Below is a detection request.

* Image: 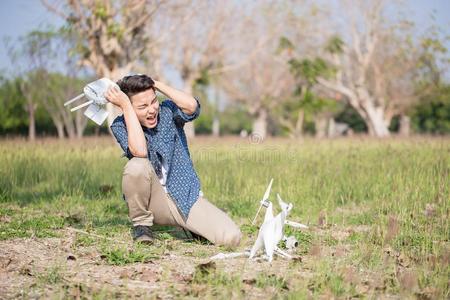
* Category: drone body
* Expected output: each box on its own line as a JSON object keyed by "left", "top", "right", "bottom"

{"left": 211, "top": 179, "right": 309, "bottom": 262}
{"left": 210, "top": 180, "right": 309, "bottom": 262}
{"left": 249, "top": 194, "right": 294, "bottom": 262}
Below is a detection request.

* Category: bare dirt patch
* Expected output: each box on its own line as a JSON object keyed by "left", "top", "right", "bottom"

{"left": 0, "top": 226, "right": 316, "bottom": 299}
{"left": 0, "top": 223, "right": 443, "bottom": 299}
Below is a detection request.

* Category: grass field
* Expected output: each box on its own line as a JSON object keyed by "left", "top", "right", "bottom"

{"left": 0, "top": 136, "right": 448, "bottom": 299}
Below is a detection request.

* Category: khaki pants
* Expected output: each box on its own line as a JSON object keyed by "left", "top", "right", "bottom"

{"left": 122, "top": 157, "right": 242, "bottom": 247}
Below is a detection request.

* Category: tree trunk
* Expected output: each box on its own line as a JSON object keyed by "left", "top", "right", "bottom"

{"left": 212, "top": 87, "right": 220, "bottom": 137}
{"left": 294, "top": 110, "right": 304, "bottom": 138}
{"left": 327, "top": 118, "right": 336, "bottom": 138}
{"left": 362, "top": 102, "right": 390, "bottom": 137}
{"left": 55, "top": 121, "right": 65, "bottom": 139}
{"left": 27, "top": 101, "right": 36, "bottom": 141}
{"left": 59, "top": 110, "right": 76, "bottom": 139}
{"left": 212, "top": 116, "right": 220, "bottom": 137}
{"left": 183, "top": 81, "right": 196, "bottom": 139}
{"left": 74, "top": 110, "right": 88, "bottom": 138}
{"left": 94, "top": 126, "right": 100, "bottom": 136}
{"left": 314, "top": 115, "right": 328, "bottom": 139}
{"left": 399, "top": 114, "right": 411, "bottom": 137}
{"left": 65, "top": 124, "right": 76, "bottom": 139}
{"left": 252, "top": 108, "right": 268, "bottom": 140}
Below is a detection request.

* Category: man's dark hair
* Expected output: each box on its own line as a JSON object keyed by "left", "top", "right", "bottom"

{"left": 117, "top": 74, "right": 155, "bottom": 98}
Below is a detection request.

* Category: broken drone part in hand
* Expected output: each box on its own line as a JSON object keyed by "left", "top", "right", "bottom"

{"left": 64, "top": 77, "right": 119, "bottom": 126}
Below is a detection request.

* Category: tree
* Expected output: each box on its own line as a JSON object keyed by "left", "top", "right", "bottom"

{"left": 409, "top": 27, "right": 449, "bottom": 135}
{"left": 162, "top": 1, "right": 259, "bottom": 138}
{"left": 36, "top": 71, "right": 87, "bottom": 138}
{"left": 412, "top": 84, "right": 450, "bottom": 134}
{"left": 278, "top": 36, "right": 343, "bottom": 138}
{"left": 216, "top": 2, "right": 301, "bottom": 140}
{"left": 41, "top": 0, "right": 172, "bottom": 126}
{"left": 221, "top": 48, "right": 294, "bottom": 139}
{"left": 283, "top": 0, "right": 448, "bottom": 137}
{"left": 13, "top": 29, "right": 89, "bottom": 139}
{"left": 411, "top": 35, "right": 450, "bottom": 134}
{"left": 19, "top": 77, "right": 38, "bottom": 141}
{"left": 310, "top": 1, "right": 391, "bottom": 137}
{"left": 220, "top": 0, "right": 337, "bottom": 139}
{"left": 5, "top": 30, "right": 53, "bottom": 140}
{"left": 0, "top": 77, "right": 28, "bottom": 136}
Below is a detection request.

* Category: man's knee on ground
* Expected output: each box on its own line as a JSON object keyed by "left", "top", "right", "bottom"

{"left": 219, "top": 226, "right": 242, "bottom": 247}
{"left": 123, "top": 157, "right": 151, "bottom": 180}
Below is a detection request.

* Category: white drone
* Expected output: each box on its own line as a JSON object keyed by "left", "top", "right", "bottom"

{"left": 211, "top": 178, "right": 308, "bottom": 262}
{"left": 64, "top": 77, "right": 118, "bottom": 125}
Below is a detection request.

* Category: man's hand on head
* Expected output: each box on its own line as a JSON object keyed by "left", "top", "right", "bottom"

{"left": 105, "top": 86, "right": 130, "bottom": 109}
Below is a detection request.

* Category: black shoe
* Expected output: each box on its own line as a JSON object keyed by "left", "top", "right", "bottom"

{"left": 133, "top": 225, "right": 154, "bottom": 244}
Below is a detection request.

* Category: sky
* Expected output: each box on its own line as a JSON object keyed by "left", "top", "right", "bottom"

{"left": 0, "top": 0, "right": 449, "bottom": 78}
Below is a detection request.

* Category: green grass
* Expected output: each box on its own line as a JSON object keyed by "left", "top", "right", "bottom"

{"left": 37, "top": 265, "right": 65, "bottom": 285}
{"left": 0, "top": 137, "right": 449, "bottom": 299}
{"left": 99, "top": 244, "right": 159, "bottom": 265}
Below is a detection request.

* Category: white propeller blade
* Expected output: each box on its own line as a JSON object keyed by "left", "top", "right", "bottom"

{"left": 262, "top": 178, "right": 273, "bottom": 205}
{"left": 251, "top": 178, "right": 273, "bottom": 225}
{"left": 64, "top": 93, "right": 85, "bottom": 107}
{"left": 70, "top": 100, "right": 93, "bottom": 112}
{"left": 285, "top": 220, "right": 309, "bottom": 229}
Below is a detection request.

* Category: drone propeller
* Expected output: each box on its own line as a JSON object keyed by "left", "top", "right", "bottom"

{"left": 251, "top": 178, "right": 273, "bottom": 225}
{"left": 285, "top": 220, "right": 309, "bottom": 229}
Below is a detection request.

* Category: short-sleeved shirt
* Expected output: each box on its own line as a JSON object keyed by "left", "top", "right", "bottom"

{"left": 110, "top": 99, "right": 201, "bottom": 219}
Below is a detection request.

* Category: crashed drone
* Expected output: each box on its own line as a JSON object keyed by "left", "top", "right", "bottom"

{"left": 64, "top": 77, "right": 118, "bottom": 125}
{"left": 211, "top": 178, "right": 309, "bottom": 262}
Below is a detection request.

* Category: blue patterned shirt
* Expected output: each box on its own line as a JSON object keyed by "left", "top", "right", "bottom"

{"left": 110, "top": 99, "right": 201, "bottom": 219}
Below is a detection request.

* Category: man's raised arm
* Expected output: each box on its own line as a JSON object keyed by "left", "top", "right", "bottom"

{"left": 154, "top": 81, "right": 198, "bottom": 115}
{"left": 105, "top": 86, "right": 147, "bottom": 158}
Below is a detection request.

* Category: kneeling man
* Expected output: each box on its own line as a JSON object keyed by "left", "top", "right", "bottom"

{"left": 105, "top": 74, "right": 241, "bottom": 247}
